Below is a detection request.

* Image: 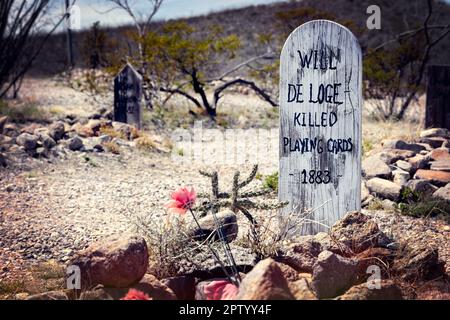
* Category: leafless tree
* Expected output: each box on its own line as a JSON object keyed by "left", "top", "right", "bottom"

{"left": 366, "top": 0, "right": 450, "bottom": 120}
{"left": 105, "top": 0, "right": 164, "bottom": 108}
{"left": 0, "top": 0, "right": 77, "bottom": 99}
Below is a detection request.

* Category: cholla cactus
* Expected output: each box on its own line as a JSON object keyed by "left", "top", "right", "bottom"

{"left": 197, "top": 165, "right": 288, "bottom": 229}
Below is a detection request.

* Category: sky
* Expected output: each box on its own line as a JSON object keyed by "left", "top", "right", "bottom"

{"left": 68, "top": 0, "right": 286, "bottom": 30}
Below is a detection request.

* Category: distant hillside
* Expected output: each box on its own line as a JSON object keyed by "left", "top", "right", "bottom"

{"left": 31, "top": 0, "right": 450, "bottom": 76}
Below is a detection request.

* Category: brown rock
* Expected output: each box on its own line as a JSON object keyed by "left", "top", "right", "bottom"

{"left": 430, "top": 160, "right": 450, "bottom": 172}
{"left": 414, "top": 169, "right": 450, "bottom": 186}
{"left": 237, "top": 259, "right": 294, "bottom": 300}
{"left": 337, "top": 281, "right": 403, "bottom": 300}
{"left": 393, "top": 245, "right": 445, "bottom": 282}
{"left": 356, "top": 247, "right": 394, "bottom": 276}
{"left": 129, "top": 274, "right": 177, "bottom": 300}
{"left": 288, "top": 278, "right": 317, "bottom": 300}
{"left": 277, "top": 262, "right": 301, "bottom": 282}
{"left": 71, "top": 123, "right": 94, "bottom": 138}
{"left": 330, "top": 211, "right": 383, "bottom": 254}
{"left": 311, "top": 251, "right": 358, "bottom": 299}
{"left": 26, "top": 291, "right": 69, "bottom": 300}
{"left": 16, "top": 133, "right": 38, "bottom": 151}
{"left": 161, "top": 276, "right": 196, "bottom": 300}
{"left": 408, "top": 153, "right": 431, "bottom": 171}
{"left": 70, "top": 235, "right": 149, "bottom": 288}
{"left": 279, "top": 233, "right": 344, "bottom": 273}
{"left": 429, "top": 148, "right": 450, "bottom": 161}
{"left": 190, "top": 210, "right": 238, "bottom": 243}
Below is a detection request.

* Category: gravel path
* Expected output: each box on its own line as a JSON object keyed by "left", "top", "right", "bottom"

{"left": 0, "top": 147, "right": 273, "bottom": 267}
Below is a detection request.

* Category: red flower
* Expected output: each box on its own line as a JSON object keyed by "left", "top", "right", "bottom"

{"left": 121, "top": 289, "right": 152, "bottom": 300}
{"left": 204, "top": 280, "right": 239, "bottom": 300}
{"left": 165, "top": 187, "right": 197, "bottom": 214}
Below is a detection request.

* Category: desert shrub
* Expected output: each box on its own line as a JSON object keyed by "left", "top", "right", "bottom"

{"left": 102, "top": 141, "right": 121, "bottom": 154}
{"left": 99, "top": 127, "right": 127, "bottom": 140}
{"left": 135, "top": 135, "right": 157, "bottom": 152}
{"left": 0, "top": 99, "right": 46, "bottom": 123}
{"left": 263, "top": 172, "right": 279, "bottom": 192}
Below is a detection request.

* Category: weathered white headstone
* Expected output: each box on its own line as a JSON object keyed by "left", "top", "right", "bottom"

{"left": 279, "top": 20, "right": 362, "bottom": 235}
{"left": 114, "top": 63, "right": 142, "bottom": 129}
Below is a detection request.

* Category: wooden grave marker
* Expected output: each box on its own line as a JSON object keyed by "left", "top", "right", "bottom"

{"left": 279, "top": 20, "right": 362, "bottom": 235}
{"left": 114, "top": 63, "right": 142, "bottom": 129}
{"left": 425, "top": 65, "right": 450, "bottom": 130}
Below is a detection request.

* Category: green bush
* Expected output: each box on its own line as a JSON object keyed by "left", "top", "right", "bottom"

{"left": 263, "top": 172, "right": 279, "bottom": 192}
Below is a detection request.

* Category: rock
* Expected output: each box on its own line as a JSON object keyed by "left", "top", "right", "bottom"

{"left": 429, "top": 148, "right": 450, "bottom": 161}
{"left": 362, "top": 155, "right": 392, "bottom": 178}
{"left": 0, "top": 116, "right": 8, "bottom": 134}
{"left": 21, "top": 123, "right": 41, "bottom": 134}
{"left": 366, "top": 178, "right": 402, "bottom": 201}
{"left": 433, "top": 183, "right": 450, "bottom": 202}
{"left": 430, "top": 160, "right": 450, "bottom": 172}
{"left": 175, "top": 244, "right": 256, "bottom": 277}
{"left": 408, "top": 154, "right": 431, "bottom": 171}
{"left": 355, "top": 247, "right": 394, "bottom": 276}
{"left": 16, "top": 133, "right": 38, "bottom": 151}
{"left": 393, "top": 245, "right": 445, "bottom": 282}
{"left": 396, "top": 160, "right": 412, "bottom": 173}
{"left": 392, "top": 169, "right": 410, "bottom": 186}
{"left": 0, "top": 153, "right": 6, "bottom": 167}
{"left": 26, "top": 291, "right": 69, "bottom": 300}
{"left": 378, "top": 149, "right": 416, "bottom": 164}
{"left": 381, "top": 199, "right": 396, "bottom": 211}
{"left": 382, "top": 139, "right": 425, "bottom": 154}
{"left": 161, "top": 276, "right": 196, "bottom": 300}
{"left": 330, "top": 211, "right": 384, "bottom": 253}
{"left": 361, "top": 181, "right": 370, "bottom": 203}
{"left": 79, "top": 286, "right": 114, "bottom": 300}
{"left": 49, "top": 121, "right": 66, "bottom": 141}
{"left": 70, "top": 235, "right": 149, "bottom": 288}
{"left": 277, "top": 262, "right": 302, "bottom": 282}
{"left": 67, "top": 136, "right": 83, "bottom": 151}
{"left": 279, "top": 233, "right": 343, "bottom": 273}
{"left": 311, "top": 251, "right": 358, "bottom": 299}
{"left": 71, "top": 122, "right": 94, "bottom": 138}
{"left": 420, "top": 128, "right": 449, "bottom": 139}
{"left": 190, "top": 210, "right": 238, "bottom": 243}
{"left": 414, "top": 169, "right": 450, "bottom": 186}
{"left": 288, "top": 277, "right": 317, "bottom": 300}
{"left": 38, "top": 133, "right": 56, "bottom": 150}
{"left": 337, "top": 281, "right": 403, "bottom": 300}
{"left": 112, "top": 122, "right": 137, "bottom": 140}
{"left": 420, "top": 137, "right": 448, "bottom": 149}
{"left": 236, "top": 259, "right": 294, "bottom": 300}
{"left": 127, "top": 274, "right": 176, "bottom": 300}
{"left": 405, "top": 179, "right": 437, "bottom": 195}
{"left": 3, "top": 123, "right": 19, "bottom": 137}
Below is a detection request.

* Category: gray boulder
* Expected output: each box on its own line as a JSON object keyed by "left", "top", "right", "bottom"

{"left": 16, "top": 133, "right": 38, "bottom": 151}
{"left": 362, "top": 155, "right": 392, "bottom": 178}
{"left": 366, "top": 178, "right": 402, "bottom": 201}
{"left": 190, "top": 210, "right": 238, "bottom": 243}
{"left": 49, "top": 121, "right": 66, "bottom": 141}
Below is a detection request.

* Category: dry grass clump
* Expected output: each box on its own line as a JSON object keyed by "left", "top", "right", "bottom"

{"left": 102, "top": 141, "right": 121, "bottom": 154}
{"left": 99, "top": 126, "right": 128, "bottom": 140}
{"left": 135, "top": 135, "right": 158, "bottom": 152}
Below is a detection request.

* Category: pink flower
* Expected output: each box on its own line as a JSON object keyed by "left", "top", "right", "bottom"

{"left": 121, "top": 289, "right": 152, "bottom": 300}
{"left": 165, "top": 187, "right": 196, "bottom": 214}
{"left": 204, "top": 280, "right": 239, "bottom": 300}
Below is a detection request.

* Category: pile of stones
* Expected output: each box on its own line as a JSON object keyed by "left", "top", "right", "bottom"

{"left": 362, "top": 128, "right": 450, "bottom": 207}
